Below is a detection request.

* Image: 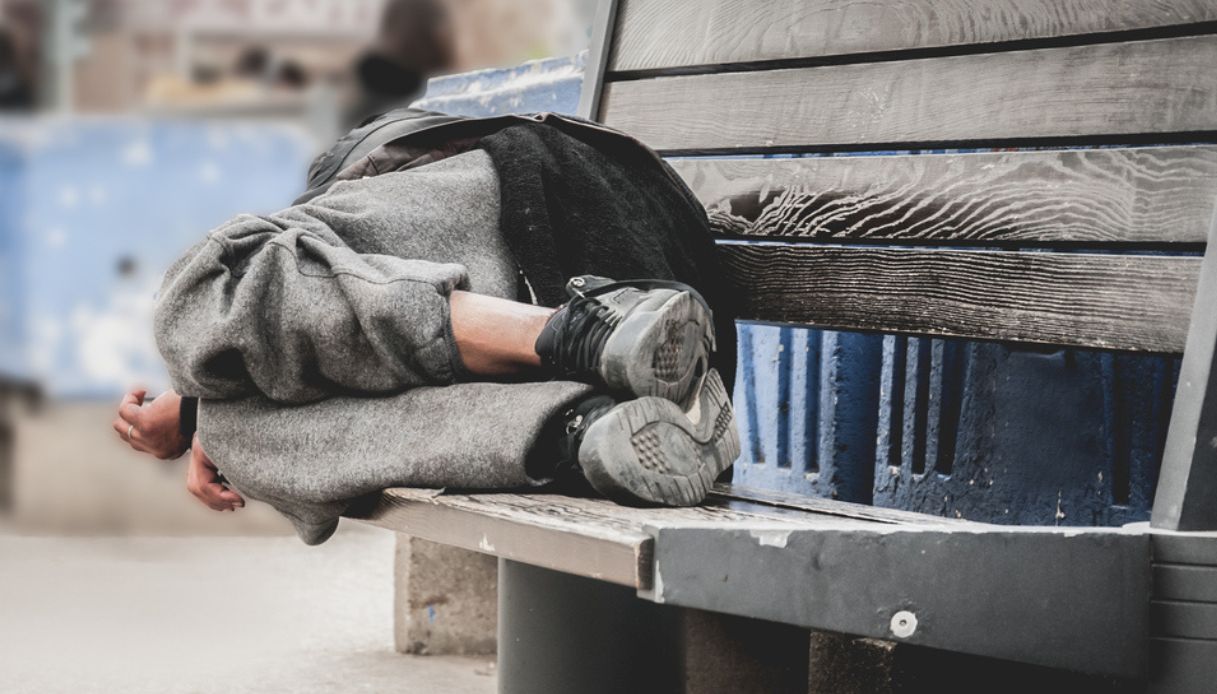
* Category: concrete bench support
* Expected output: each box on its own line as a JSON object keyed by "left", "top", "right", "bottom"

{"left": 394, "top": 535, "right": 497, "bottom": 656}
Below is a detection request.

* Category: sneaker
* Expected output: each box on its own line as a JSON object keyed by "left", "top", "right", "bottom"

{"left": 535, "top": 275, "right": 716, "bottom": 407}
{"left": 556, "top": 368, "right": 739, "bottom": 507}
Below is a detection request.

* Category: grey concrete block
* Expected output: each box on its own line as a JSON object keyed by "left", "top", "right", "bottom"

{"left": 395, "top": 534, "right": 498, "bottom": 656}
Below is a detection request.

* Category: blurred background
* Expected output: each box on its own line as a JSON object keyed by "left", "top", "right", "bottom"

{"left": 0, "top": 0, "right": 596, "bottom": 531}
{"left": 0, "top": 2, "right": 593, "bottom": 691}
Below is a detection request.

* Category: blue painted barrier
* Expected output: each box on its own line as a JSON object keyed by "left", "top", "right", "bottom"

{"left": 0, "top": 119, "right": 313, "bottom": 397}
{"left": 0, "top": 131, "right": 27, "bottom": 378}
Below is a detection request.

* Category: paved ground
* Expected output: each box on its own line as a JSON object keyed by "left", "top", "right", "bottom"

{"left": 0, "top": 527, "right": 497, "bottom": 694}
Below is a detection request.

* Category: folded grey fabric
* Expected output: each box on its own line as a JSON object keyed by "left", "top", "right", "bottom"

{"left": 155, "top": 149, "right": 517, "bottom": 404}
{"left": 158, "top": 150, "right": 593, "bottom": 542}
{"left": 199, "top": 380, "right": 591, "bottom": 545}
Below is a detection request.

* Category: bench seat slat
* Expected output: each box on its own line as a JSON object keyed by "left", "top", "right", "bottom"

{"left": 672, "top": 147, "right": 1217, "bottom": 245}
{"left": 714, "top": 484, "right": 966, "bottom": 526}
{"left": 354, "top": 487, "right": 887, "bottom": 588}
{"left": 611, "top": 0, "right": 1217, "bottom": 72}
{"left": 602, "top": 36, "right": 1217, "bottom": 152}
{"left": 720, "top": 244, "right": 1200, "bottom": 353}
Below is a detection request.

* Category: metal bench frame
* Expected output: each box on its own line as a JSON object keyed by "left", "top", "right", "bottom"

{"left": 353, "top": 2, "right": 1217, "bottom": 691}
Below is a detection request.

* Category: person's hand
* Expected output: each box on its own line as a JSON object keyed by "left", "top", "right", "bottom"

{"left": 187, "top": 434, "right": 245, "bottom": 512}
{"left": 113, "top": 388, "right": 190, "bottom": 460}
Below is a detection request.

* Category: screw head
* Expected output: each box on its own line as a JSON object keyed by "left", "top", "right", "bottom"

{"left": 571, "top": 277, "right": 586, "bottom": 288}
{"left": 890, "top": 610, "right": 918, "bottom": 639}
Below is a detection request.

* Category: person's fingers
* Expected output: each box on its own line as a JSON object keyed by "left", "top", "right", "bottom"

{"left": 187, "top": 444, "right": 237, "bottom": 512}
{"left": 119, "top": 389, "right": 146, "bottom": 412}
{"left": 190, "top": 479, "right": 231, "bottom": 512}
{"left": 201, "top": 483, "right": 235, "bottom": 512}
{"left": 217, "top": 488, "right": 246, "bottom": 508}
{"left": 112, "top": 418, "right": 145, "bottom": 449}
{"left": 117, "top": 402, "right": 143, "bottom": 427}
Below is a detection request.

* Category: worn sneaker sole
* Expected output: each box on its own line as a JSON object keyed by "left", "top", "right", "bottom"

{"left": 578, "top": 369, "right": 740, "bottom": 507}
{"left": 598, "top": 288, "right": 716, "bottom": 408}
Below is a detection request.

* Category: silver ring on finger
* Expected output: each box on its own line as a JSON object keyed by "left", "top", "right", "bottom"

{"left": 128, "top": 424, "right": 135, "bottom": 440}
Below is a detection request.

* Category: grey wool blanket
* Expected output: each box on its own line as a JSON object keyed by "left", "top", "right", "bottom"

{"left": 155, "top": 150, "right": 591, "bottom": 543}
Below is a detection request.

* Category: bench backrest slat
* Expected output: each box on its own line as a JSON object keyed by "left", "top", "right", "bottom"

{"left": 602, "top": 36, "right": 1217, "bottom": 153}
{"left": 611, "top": 0, "right": 1217, "bottom": 73}
{"left": 672, "top": 147, "right": 1217, "bottom": 245}
{"left": 580, "top": 0, "right": 1217, "bottom": 527}
{"left": 724, "top": 245, "right": 1199, "bottom": 352}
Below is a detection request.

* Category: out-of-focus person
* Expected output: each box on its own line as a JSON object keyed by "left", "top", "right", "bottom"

{"left": 0, "top": 24, "right": 33, "bottom": 110}
{"left": 144, "top": 45, "right": 312, "bottom": 109}
{"left": 346, "top": 0, "right": 455, "bottom": 127}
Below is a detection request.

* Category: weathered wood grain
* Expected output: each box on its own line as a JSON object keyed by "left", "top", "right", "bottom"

{"left": 715, "top": 483, "right": 967, "bottom": 525}
{"left": 356, "top": 490, "right": 650, "bottom": 586}
{"left": 611, "top": 0, "right": 1217, "bottom": 71}
{"left": 601, "top": 36, "right": 1217, "bottom": 151}
{"left": 718, "top": 244, "right": 1200, "bottom": 352}
{"left": 354, "top": 488, "right": 880, "bottom": 587}
{"left": 672, "top": 147, "right": 1217, "bottom": 244}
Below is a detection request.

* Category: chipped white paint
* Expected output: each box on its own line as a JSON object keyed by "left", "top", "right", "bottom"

{"left": 750, "top": 529, "right": 792, "bottom": 548}
{"left": 651, "top": 564, "right": 666, "bottom": 604}
{"left": 477, "top": 535, "right": 495, "bottom": 553}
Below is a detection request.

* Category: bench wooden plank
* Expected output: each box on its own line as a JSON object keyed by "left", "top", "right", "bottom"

{"left": 720, "top": 244, "right": 1200, "bottom": 353}
{"left": 713, "top": 484, "right": 967, "bottom": 526}
{"left": 353, "top": 488, "right": 881, "bottom": 588}
{"left": 611, "top": 0, "right": 1217, "bottom": 72}
{"left": 672, "top": 147, "right": 1217, "bottom": 245}
{"left": 601, "top": 36, "right": 1217, "bottom": 152}
{"left": 648, "top": 524, "right": 1150, "bottom": 677}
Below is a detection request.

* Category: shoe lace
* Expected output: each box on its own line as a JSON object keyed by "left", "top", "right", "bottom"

{"left": 551, "top": 293, "right": 623, "bottom": 376}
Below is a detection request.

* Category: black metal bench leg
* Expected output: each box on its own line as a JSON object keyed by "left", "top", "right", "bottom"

{"left": 496, "top": 559, "right": 680, "bottom": 694}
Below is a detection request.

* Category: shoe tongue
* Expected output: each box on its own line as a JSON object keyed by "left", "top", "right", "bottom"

{"left": 533, "top": 304, "right": 568, "bottom": 366}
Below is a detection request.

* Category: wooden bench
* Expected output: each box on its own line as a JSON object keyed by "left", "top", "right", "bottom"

{"left": 351, "top": 2, "right": 1217, "bottom": 691}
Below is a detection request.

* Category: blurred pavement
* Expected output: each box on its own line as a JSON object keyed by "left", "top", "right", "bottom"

{"left": 4, "top": 403, "right": 495, "bottom": 693}
{"left": 12, "top": 401, "right": 293, "bottom": 536}
{"left": 0, "top": 526, "right": 497, "bottom": 694}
